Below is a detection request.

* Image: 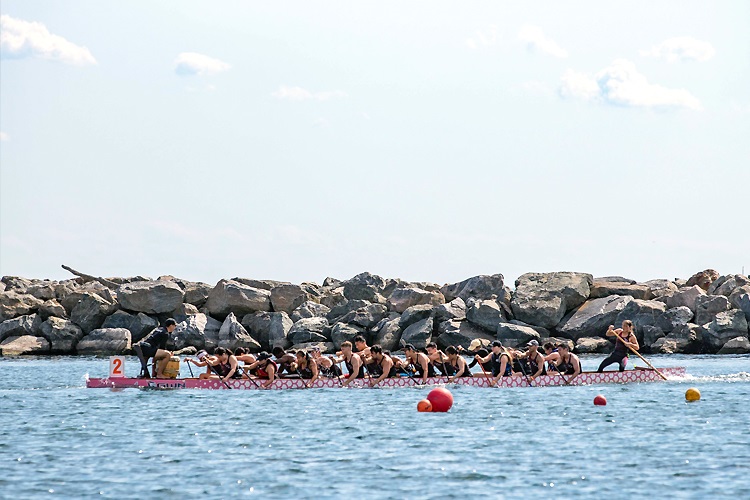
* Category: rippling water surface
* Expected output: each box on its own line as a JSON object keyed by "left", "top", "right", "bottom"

{"left": 0, "top": 355, "right": 748, "bottom": 498}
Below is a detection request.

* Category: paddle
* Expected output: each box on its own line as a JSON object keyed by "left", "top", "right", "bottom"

{"left": 240, "top": 365, "right": 261, "bottom": 388}
{"left": 547, "top": 359, "right": 570, "bottom": 385}
{"left": 477, "top": 358, "right": 495, "bottom": 387}
{"left": 515, "top": 350, "right": 534, "bottom": 387}
{"left": 613, "top": 334, "right": 668, "bottom": 381}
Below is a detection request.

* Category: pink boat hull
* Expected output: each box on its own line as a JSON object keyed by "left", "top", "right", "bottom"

{"left": 86, "top": 367, "right": 686, "bottom": 390}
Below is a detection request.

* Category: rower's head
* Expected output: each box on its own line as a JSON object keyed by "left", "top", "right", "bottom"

{"left": 295, "top": 350, "right": 310, "bottom": 363}
{"left": 403, "top": 344, "right": 416, "bottom": 357}
{"left": 370, "top": 344, "right": 383, "bottom": 360}
{"left": 164, "top": 318, "right": 177, "bottom": 333}
{"left": 214, "top": 346, "right": 229, "bottom": 362}
{"left": 272, "top": 347, "right": 286, "bottom": 358}
{"left": 341, "top": 341, "right": 353, "bottom": 354}
{"left": 557, "top": 343, "right": 570, "bottom": 353}
{"left": 445, "top": 345, "right": 458, "bottom": 359}
{"left": 527, "top": 339, "right": 539, "bottom": 352}
{"left": 425, "top": 342, "right": 438, "bottom": 355}
{"left": 234, "top": 347, "right": 247, "bottom": 356}
{"left": 257, "top": 352, "right": 272, "bottom": 365}
{"left": 621, "top": 320, "right": 634, "bottom": 333}
{"left": 310, "top": 346, "right": 322, "bottom": 358}
{"left": 543, "top": 342, "right": 555, "bottom": 354}
{"left": 354, "top": 335, "right": 367, "bottom": 350}
{"left": 490, "top": 341, "right": 503, "bottom": 354}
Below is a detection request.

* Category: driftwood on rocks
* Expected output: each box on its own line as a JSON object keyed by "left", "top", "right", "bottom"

{"left": 62, "top": 265, "right": 119, "bottom": 290}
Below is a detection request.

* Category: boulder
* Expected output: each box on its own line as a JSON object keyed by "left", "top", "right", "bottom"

{"left": 287, "top": 317, "right": 330, "bottom": 346}
{"left": 330, "top": 323, "right": 365, "bottom": 347}
{"left": 508, "top": 320, "right": 551, "bottom": 339}
{"left": 102, "top": 310, "right": 159, "bottom": 343}
{"left": 400, "top": 317, "right": 434, "bottom": 349}
{"left": 651, "top": 337, "right": 690, "bottom": 354}
{"left": 27, "top": 282, "right": 57, "bottom": 301}
{"left": 342, "top": 272, "right": 387, "bottom": 301}
{"left": 435, "top": 320, "right": 495, "bottom": 350}
{"left": 708, "top": 274, "right": 748, "bottom": 296}
{"left": 387, "top": 287, "right": 444, "bottom": 313}
{"left": 70, "top": 293, "right": 118, "bottom": 334}
{"left": 232, "top": 278, "right": 291, "bottom": 290}
{"left": 734, "top": 292, "right": 750, "bottom": 323}
{"left": 594, "top": 276, "right": 636, "bottom": 284}
{"left": 642, "top": 279, "right": 679, "bottom": 298}
{"left": 717, "top": 336, "right": 750, "bottom": 354}
{"left": 465, "top": 299, "right": 506, "bottom": 332}
{"left": 1, "top": 276, "right": 34, "bottom": 291}
{"left": 574, "top": 337, "right": 611, "bottom": 354}
{"left": 440, "top": 274, "right": 505, "bottom": 302}
{"left": 320, "top": 292, "right": 347, "bottom": 310}
{"left": 0, "top": 335, "right": 50, "bottom": 355}
{"left": 590, "top": 281, "right": 653, "bottom": 300}
{"left": 511, "top": 272, "right": 593, "bottom": 328}
{"left": 0, "top": 314, "right": 41, "bottom": 342}
{"left": 556, "top": 296, "right": 633, "bottom": 341}
{"left": 694, "top": 295, "right": 731, "bottom": 326}
{"left": 665, "top": 323, "right": 703, "bottom": 354}
{"left": 183, "top": 282, "right": 213, "bottom": 308}
{"left": 642, "top": 325, "right": 666, "bottom": 350}
{"left": 205, "top": 280, "right": 272, "bottom": 318}
{"left": 399, "top": 305, "right": 434, "bottom": 330}
{"left": 657, "top": 285, "right": 705, "bottom": 313}
{"left": 615, "top": 299, "right": 667, "bottom": 338}
{"left": 496, "top": 322, "right": 541, "bottom": 347}
{"left": 219, "top": 312, "right": 261, "bottom": 351}
{"left": 76, "top": 328, "right": 131, "bottom": 354}
{"left": 327, "top": 299, "right": 370, "bottom": 323}
{"left": 116, "top": 280, "right": 184, "bottom": 314}
{"left": 39, "top": 317, "right": 84, "bottom": 353}
{"left": 291, "top": 301, "right": 331, "bottom": 322}
{"left": 170, "top": 303, "right": 200, "bottom": 322}
{"left": 656, "top": 307, "right": 694, "bottom": 333}
{"left": 169, "top": 313, "right": 221, "bottom": 351}
{"left": 338, "top": 303, "right": 388, "bottom": 329}
{"left": 242, "top": 312, "right": 293, "bottom": 351}
{"left": 291, "top": 342, "right": 336, "bottom": 354}
{"left": 322, "top": 277, "right": 342, "bottom": 288}
{"left": 372, "top": 317, "right": 402, "bottom": 351}
{"left": 0, "top": 291, "right": 43, "bottom": 320}
{"left": 38, "top": 299, "right": 67, "bottom": 320}
{"left": 541, "top": 337, "right": 574, "bottom": 350}
{"left": 433, "top": 298, "right": 467, "bottom": 322}
{"left": 270, "top": 284, "right": 310, "bottom": 314}
{"left": 701, "top": 309, "right": 749, "bottom": 351}
{"left": 685, "top": 269, "right": 720, "bottom": 291}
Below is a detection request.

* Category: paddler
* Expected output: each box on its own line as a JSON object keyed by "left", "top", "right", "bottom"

{"left": 295, "top": 350, "right": 319, "bottom": 388}
{"left": 244, "top": 352, "right": 277, "bottom": 388}
{"left": 187, "top": 347, "right": 241, "bottom": 383}
{"left": 272, "top": 347, "right": 298, "bottom": 377}
{"left": 366, "top": 344, "right": 395, "bottom": 387}
{"left": 132, "top": 318, "right": 176, "bottom": 378}
{"left": 597, "top": 320, "right": 639, "bottom": 372}
{"left": 425, "top": 342, "right": 450, "bottom": 375}
{"left": 474, "top": 341, "right": 513, "bottom": 386}
{"left": 518, "top": 340, "right": 545, "bottom": 380}
{"left": 403, "top": 343, "right": 434, "bottom": 384}
{"left": 310, "top": 346, "right": 342, "bottom": 378}
{"left": 330, "top": 341, "right": 365, "bottom": 387}
{"left": 354, "top": 335, "right": 372, "bottom": 358}
{"left": 554, "top": 343, "right": 581, "bottom": 382}
{"left": 444, "top": 345, "right": 472, "bottom": 379}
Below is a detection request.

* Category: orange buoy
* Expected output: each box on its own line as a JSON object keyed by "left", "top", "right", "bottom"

{"left": 593, "top": 394, "right": 607, "bottom": 406}
{"left": 427, "top": 387, "right": 454, "bottom": 412}
{"left": 417, "top": 399, "right": 433, "bottom": 412}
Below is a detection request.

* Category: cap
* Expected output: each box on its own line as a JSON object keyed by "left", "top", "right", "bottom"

{"left": 491, "top": 341, "right": 503, "bottom": 348}
{"left": 527, "top": 340, "right": 539, "bottom": 347}
{"left": 257, "top": 351, "right": 271, "bottom": 361}
{"left": 468, "top": 339, "right": 491, "bottom": 351}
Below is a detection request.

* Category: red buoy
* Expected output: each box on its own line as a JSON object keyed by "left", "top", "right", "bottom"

{"left": 593, "top": 394, "right": 607, "bottom": 406}
{"left": 417, "top": 399, "right": 433, "bottom": 412}
{"left": 427, "top": 387, "right": 454, "bottom": 412}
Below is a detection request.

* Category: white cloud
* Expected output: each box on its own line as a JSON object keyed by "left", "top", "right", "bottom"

{"left": 640, "top": 37, "right": 715, "bottom": 63}
{"left": 559, "top": 59, "right": 702, "bottom": 110}
{"left": 518, "top": 24, "right": 568, "bottom": 58}
{"left": 0, "top": 131, "right": 9, "bottom": 142}
{"left": 271, "top": 86, "right": 347, "bottom": 101}
{"left": 0, "top": 14, "right": 96, "bottom": 65}
{"left": 174, "top": 52, "right": 230, "bottom": 76}
{"left": 465, "top": 25, "right": 497, "bottom": 50}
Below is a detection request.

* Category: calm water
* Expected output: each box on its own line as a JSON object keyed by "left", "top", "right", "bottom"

{"left": 0, "top": 355, "right": 748, "bottom": 499}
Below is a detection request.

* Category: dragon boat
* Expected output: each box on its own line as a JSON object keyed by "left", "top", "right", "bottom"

{"left": 86, "top": 366, "right": 686, "bottom": 390}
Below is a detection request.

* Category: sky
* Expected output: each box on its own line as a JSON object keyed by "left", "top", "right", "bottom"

{"left": 1, "top": 1, "right": 749, "bottom": 288}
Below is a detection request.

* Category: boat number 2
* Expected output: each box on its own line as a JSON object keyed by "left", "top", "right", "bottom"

{"left": 109, "top": 356, "right": 125, "bottom": 378}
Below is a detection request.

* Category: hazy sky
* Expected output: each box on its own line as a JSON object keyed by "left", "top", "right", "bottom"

{"left": 1, "top": 1, "right": 749, "bottom": 287}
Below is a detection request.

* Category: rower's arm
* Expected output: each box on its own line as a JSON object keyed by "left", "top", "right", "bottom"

{"left": 372, "top": 357, "right": 393, "bottom": 387}
{"left": 263, "top": 364, "right": 276, "bottom": 388}
{"left": 627, "top": 334, "right": 640, "bottom": 350}
{"left": 343, "top": 356, "right": 361, "bottom": 387}
{"left": 419, "top": 355, "right": 429, "bottom": 383}
{"left": 224, "top": 357, "right": 239, "bottom": 382}
{"left": 308, "top": 362, "right": 319, "bottom": 387}
{"left": 532, "top": 353, "right": 544, "bottom": 378}
{"left": 455, "top": 357, "right": 468, "bottom": 377}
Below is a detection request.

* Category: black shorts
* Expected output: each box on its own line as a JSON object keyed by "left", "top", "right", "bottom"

{"left": 137, "top": 342, "right": 157, "bottom": 359}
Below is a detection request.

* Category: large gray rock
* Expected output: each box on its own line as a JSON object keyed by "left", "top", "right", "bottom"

{"left": 399, "top": 304, "right": 434, "bottom": 330}
{"left": 694, "top": 295, "right": 731, "bottom": 326}
{"left": 434, "top": 298, "right": 467, "bottom": 322}
{"left": 657, "top": 285, "right": 705, "bottom": 313}
{"left": 342, "top": 272, "right": 387, "bottom": 301}
{"left": 701, "top": 309, "right": 749, "bottom": 351}
{"left": 509, "top": 320, "right": 551, "bottom": 339}
{"left": 400, "top": 317, "right": 433, "bottom": 349}
{"left": 27, "top": 282, "right": 57, "bottom": 301}
{"left": 339, "top": 303, "right": 388, "bottom": 329}
{"left": 615, "top": 299, "right": 667, "bottom": 338}
{"left": 574, "top": 337, "right": 611, "bottom": 354}
{"left": 642, "top": 279, "right": 679, "bottom": 298}
{"left": 291, "top": 341, "right": 336, "bottom": 354}
{"left": 183, "top": 282, "right": 213, "bottom": 308}
{"left": 232, "top": 278, "right": 290, "bottom": 290}
{"left": 641, "top": 325, "right": 666, "bottom": 350}
{"left": 0, "top": 292, "right": 43, "bottom": 320}
{"left": 206, "top": 280, "right": 272, "bottom": 318}
{"left": 734, "top": 292, "right": 750, "bottom": 323}
{"left": 169, "top": 313, "right": 221, "bottom": 350}
{"left": 717, "top": 336, "right": 750, "bottom": 354}
{"left": 511, "top": 272, "right": 593, "bottom": 328}
{"left": 466, "top": 299, "right": 506, "bottom": 332}
{"left": 291, "top": 301, "right": 331, "bottom": 322}
{"left": 102, "top": 310, "right": 159, "bottom": 342}
{"left": 327, "top": 299, "right": 369, "bottom": 323}
{"left": 440, "top": 274, "right": 505, "bottom": 302}
{"left": 656, "top": 307, "right": 694, "bottom": 333}
{"left": 556, "top": 296, "right": 633, "bottom": 341}
{"left": 219, "top": 312, "right": 261, "bottom": 351}
{"left": 39, "top": 317, "right": 84, "bottom": 353}
{"left": 320, "top": 291, "right": 347, "bottom": 310}
{"left": 664, "top": 323, "right": 703, "bottom": 354}
{"left": 38, "top": 299, "right": 67, "bottom": 320}
{"left": 1, "top": 276, "right": 33, "bottom": 291}
{"left": 0, "top": 335, "right": 50, "bottom": 355}
{"left": 117, "top": 280, "right": 184, "bottom": 314}
{"left": 709, "top": 274, "right": 750, "bottom": 297}
{"left": 270, "top": 284, "right": 310, "bottom": 314}
{"left": 435, "top": 320, "right": 495, "bottom": 350}
{"left": 70, "top": 293, "right": 118, "bottom": 334}
{"left": 330, "top": 322, "right": 365, "bottom": 347}
{"left": 76, "top": 328, "right": 131, "bottom": 354}
{"left": 242, "top": 312, "right": 293, "bottom": 351}
{"left": 651, "top": 336, "right": 691, "bottom": 354}
{"left": 0, "top": 314, "right": 41, "bottom": 342}
{"left": 289, "top": 317, "right": 331, "bottom": 345}
{"left": 496, "top": 322, "right": 541, "bottom": 347}
{"left": 387, "top": 287, "right": 444, "bottom": 313}
{"left": 372, "top": 317, "right": 402, "bottom": 351}
{"left": 590, "top": 281, "right": 653, "bottom": 300}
